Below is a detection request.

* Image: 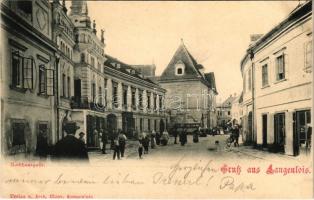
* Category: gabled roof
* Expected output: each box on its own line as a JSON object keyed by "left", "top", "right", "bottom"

{"left": 222, "top": 95, "right": 237, "bottom": 107}
{"left": 159, "top": 41, "right": 204, "bottom": 81}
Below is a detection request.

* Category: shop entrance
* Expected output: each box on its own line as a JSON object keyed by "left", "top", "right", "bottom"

{"left": 293, "top": 110, "right": 311, "bottom": 156}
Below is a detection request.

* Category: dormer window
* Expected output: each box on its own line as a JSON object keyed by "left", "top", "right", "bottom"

{"left": 175, "top": 61, "right": 185, "bottom": 76}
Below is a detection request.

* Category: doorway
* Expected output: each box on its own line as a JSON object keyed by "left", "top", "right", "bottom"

{"left": 262, "top": 114, "right": 267, "bottom": 147}
{"left": 274, "top": 113, "right": 285, "bottom": 152}
{"left": 294, "top": 110, "right": 311, "bottom": 155}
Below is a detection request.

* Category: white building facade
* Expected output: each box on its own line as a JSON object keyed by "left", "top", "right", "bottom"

{"left": 246, "top": 1, "right": 312, "bottom": 156}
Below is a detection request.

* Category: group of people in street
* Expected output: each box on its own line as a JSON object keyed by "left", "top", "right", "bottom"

{"left": 37, "top": 120, "right": 235, "bottom": 162}
{"left": 137, "top": 130, "right": 170, "bottom": 159}
{"left": 111, "top": 130, "right": 127, "bottom": 160}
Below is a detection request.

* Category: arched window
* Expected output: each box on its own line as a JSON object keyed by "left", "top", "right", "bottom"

{"left": 175, "top": 61, "right": 185, "bottom": 76}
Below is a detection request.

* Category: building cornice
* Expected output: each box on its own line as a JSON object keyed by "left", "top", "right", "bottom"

{"left": 105, "top": 67, "right": 166, "bottom": 93}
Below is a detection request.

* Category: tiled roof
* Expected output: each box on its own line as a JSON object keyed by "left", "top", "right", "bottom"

{"left": 159, "top": 42, "right": 217, "bottom": 94}
{"left": 159, "top": 42, "right": 204, "bottom": 81}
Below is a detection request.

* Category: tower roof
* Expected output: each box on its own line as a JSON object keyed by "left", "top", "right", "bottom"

{"left": 70, "top": 0, "right": 88, "bottom": 16}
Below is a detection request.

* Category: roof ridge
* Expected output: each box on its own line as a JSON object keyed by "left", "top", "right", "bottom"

{"left": 180, "top": 43, "right": 203, "bottom": 77}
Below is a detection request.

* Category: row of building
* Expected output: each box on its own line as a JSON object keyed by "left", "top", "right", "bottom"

{"left": 228, "top": 1, "right": 313, "bottom": 156}
{"left": 0, "top": 0, "right": 218, "bottom": 156}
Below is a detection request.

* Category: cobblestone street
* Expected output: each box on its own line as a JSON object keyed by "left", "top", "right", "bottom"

{"left": 89, "top": 134, "right": 311, "bottom": 165}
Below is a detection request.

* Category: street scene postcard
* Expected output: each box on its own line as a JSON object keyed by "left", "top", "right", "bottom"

{"left": 0, "top": 0, "right": 313, "bottom": 199}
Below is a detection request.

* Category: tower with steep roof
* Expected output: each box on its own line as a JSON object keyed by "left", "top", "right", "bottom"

{"left": 69, "top": 0, "right": 91, "bottom": 28}
{"left": 158, "top": 40, "right": 218, "bottom": 128}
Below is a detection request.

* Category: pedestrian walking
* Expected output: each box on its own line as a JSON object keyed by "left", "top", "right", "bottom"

{"left": 99, "top": 129, "right": 103, "bottom": 151}
{"left": 118, "top": 131, "right": 127, "bottom": 157}
{"left": 193, "top": 128, "right": 199, "bottom": 143}
{"left": 151, "top": 130, "right": 156, "bottom": 149}
{"left": 93, "top": 128, "right": 99, "bottom": 147}
{"left": 102, "top": 129, "right": 108, "bottom": 154}
{"left": 113, "top": 137, "right": 120, "bottom": 160}
{"left": 138, "top": 137, "right": 144, "bottom": 159}
{"left": 156, "top": 131, "right": 161, "bottom": 145}
{"left": 232, "top": 124, "right": 240, "bottom": 147}
{"left": 142, "top": 133, "right": 150, "bottom": 154}
{"left": 179, "top": 129, "right": 187, "bottom": 146}
{"left": 53, "top": 121, "right": 89, "bottom": 161}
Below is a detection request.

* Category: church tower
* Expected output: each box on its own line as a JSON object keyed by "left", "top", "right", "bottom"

{"left": 69, "top": 0, "right": 91, "bottom": 28}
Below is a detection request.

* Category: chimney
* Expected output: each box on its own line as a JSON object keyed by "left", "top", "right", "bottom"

{"left": 250, "top": 34, "right": 263, "bottom": 45}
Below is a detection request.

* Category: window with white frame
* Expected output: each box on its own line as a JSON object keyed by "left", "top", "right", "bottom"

{"left": 276, "top": 54, "right": 285, "bottom": 81}
{"left": 262, "top": 64, "right": 269, "bottom": 87}
{"left": 11, "top": 51, "right": 34, "bottom": 90}
{"left": 175, "top": 61, "right": 185, "bottom": 76}
{"left": 38, "top": 64, "right": 54, "bottom": 96}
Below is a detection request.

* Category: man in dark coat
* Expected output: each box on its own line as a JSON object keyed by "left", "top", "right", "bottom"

{"left": 53, "top": 121, "right": 89, "bottom": 161}
{"left": 179, "top": 129, "right": 187, "bottom": 146}
{"left": 232, "top": 124, "right": 240, "bottom": 147}
{"left": 156, "top": 131, "right": 161, "bottom": 145}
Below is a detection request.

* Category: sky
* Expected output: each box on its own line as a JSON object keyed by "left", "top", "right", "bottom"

{"left": 67, "top": 1, "right": 300, "bottom": 102}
